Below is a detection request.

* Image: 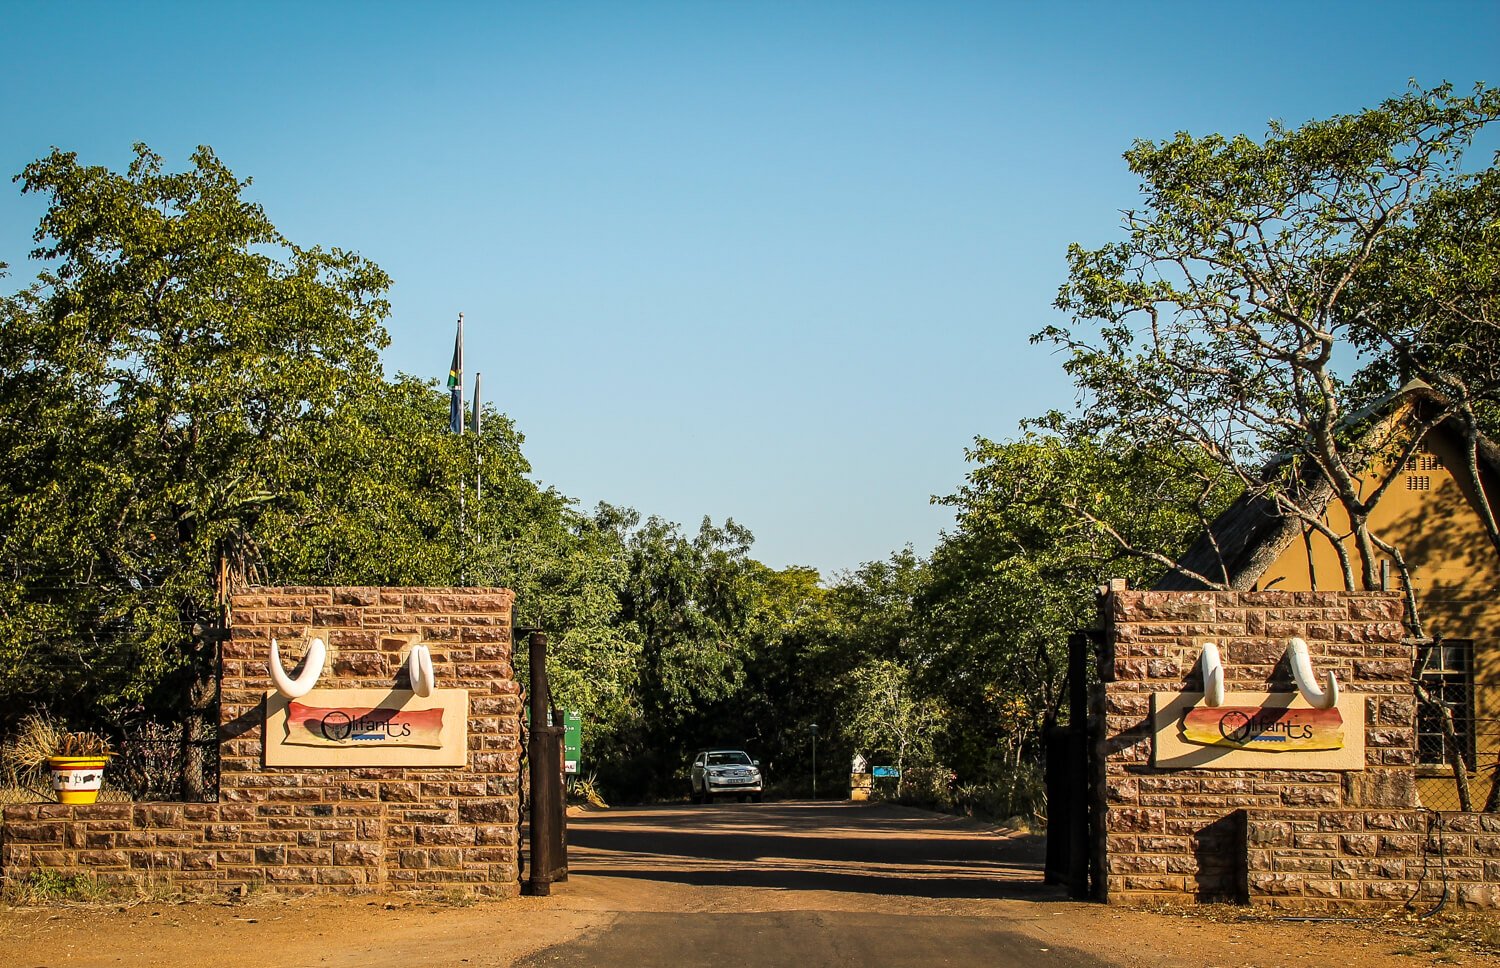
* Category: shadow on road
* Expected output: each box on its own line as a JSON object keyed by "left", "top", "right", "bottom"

{"left": 565, "top": 800, "right": 1060, "bottom": 901}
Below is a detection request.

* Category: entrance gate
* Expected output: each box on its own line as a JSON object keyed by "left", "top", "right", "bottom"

{"left": 526, "top": 630, "right": 569, "bottom": 895}
{"left": 1043, "top": 630, "right": 1101, "bottom": 900}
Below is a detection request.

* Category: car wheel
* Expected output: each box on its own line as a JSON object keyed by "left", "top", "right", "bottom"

{"left": 690, "top": 788, "right": 701, "bottom": 804}
{"left": 701, "top": 782, "right": 713, "bottom": 804}
{"left": 752, "top": 793, "right": 763, "bottom": 803}
{"left": 738, "top": 794, "right": 748, "bottom": 803}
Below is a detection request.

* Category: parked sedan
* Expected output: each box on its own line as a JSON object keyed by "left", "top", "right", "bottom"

{"left": 690, "top": 749, "right": 763, "bottom": 803}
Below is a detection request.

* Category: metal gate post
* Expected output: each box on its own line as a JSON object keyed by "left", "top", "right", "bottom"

{"left": 1066, "top": 630, "right": 1092, "bottom": 900}
{"left": 527, "top": 631, "right": 569, "bottom": 895}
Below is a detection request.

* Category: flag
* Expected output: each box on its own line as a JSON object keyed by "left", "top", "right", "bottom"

{"left": 449, "top": 314, "right": 464, "bottom": 434}
{"left": 471, "top": 372, "right": 482, "bottom": 435}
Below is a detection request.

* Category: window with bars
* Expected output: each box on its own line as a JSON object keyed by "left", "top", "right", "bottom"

{"left": 1404, "top": 453, "right": 1442, "bottom": 472}
{"left": 1406, "top": 475, "right": 1431, "bottom": 491}
{"left": 1416, "top": 640, "right": 1475, "bottom": 769}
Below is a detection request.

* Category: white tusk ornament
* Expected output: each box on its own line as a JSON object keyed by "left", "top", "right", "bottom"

{"left": 1199, "top": 642, "right": 1225, "bottom": 707}
{"left": 407, "top": 644, "right": 436, "bottom": 697}
{"left": 1286, "top": 637, "right": 1339, "bottom": 710}
{"left": 269, "top": 637, "right": 326, "bottom": 699}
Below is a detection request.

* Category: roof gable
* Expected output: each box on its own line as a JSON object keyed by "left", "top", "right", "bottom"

{"left": 1157, "top": 383, "right": 1500, "bottom": 591}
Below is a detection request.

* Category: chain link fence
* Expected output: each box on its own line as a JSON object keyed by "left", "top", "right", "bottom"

{"left": 112, "top": 721, "right": 218, "bottom": 802}
{"left": 1415, "top": 639, "right": 1499, "bottom": 812}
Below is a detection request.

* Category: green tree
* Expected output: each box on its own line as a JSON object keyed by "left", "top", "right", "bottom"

{"left": 591, "top": 511, "right": 760, "bottom": 799}
{"left": 0, "top": 145, "right": 391, "bottom": 736}
{"left": 921, "top": 430, "right": 1231, "bottom": 784}
{"left": 1042, "top": 83, "right": 1500, "bottom": 811}
{"left": 818, "top": 551, "right": 932, "bottom": 796}
{"left": 728, "top": 563, "right": 832, "bottom": 782}
{"left": 843, "top": 658, "right": 940, "bottom": 797}
{"left": 1040, "top": 82, "right": 1500, "bottom": 594}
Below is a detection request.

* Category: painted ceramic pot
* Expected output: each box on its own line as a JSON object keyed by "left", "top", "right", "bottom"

{"left": 47, "top": 755, "right": 109, "bottom": 804}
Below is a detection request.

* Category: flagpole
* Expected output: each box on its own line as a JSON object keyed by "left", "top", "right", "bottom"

{"left": 472, "top": 371, "right": 483, "bottom": 511}
{"left": 449, "top": 313, "right": 465, "bottom": 582}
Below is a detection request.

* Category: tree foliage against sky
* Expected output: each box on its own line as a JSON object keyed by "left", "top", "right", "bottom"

{"left": 1039, "top": 82, "right": 1500, "bottom": 592}
{"left": 1038, "top": 82, "right": 1500, "bottom": 811}
{"left": 0, "top": 146, "right": 627, "bottom": 736}
{"left": 921, "top": 430, "right": 1234, "bottom": 767}
{"left": 0, "top": 145, "right": 392, "bottom": 718}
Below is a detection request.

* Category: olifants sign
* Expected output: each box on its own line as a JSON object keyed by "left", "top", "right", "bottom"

{"left": 261, "top": 636, "right": 470, "bottom": 768}
{"left": 1151, "top": 638, "right": 1366, "bottom": 771}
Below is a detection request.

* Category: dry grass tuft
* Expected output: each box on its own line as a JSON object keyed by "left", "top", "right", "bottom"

{"left": 1155, "top": 901, "right": 1500, "bottom": 962}
{"left": 1383, "top": 909, "right": 1500, "bottom": 960}
{"left": 568, "top": 774, "right": 610, "bottom": 809}
{"left": 3, "top": 712, "right": 67, "bottom": 769}
{"left": 0, "top": 712, "right": 67, "bottom": 797}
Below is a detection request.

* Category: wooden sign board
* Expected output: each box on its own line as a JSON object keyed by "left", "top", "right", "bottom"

{"left": 1152, "top": 691, "right": 1366, "bottom": 770}
{"left": 264, "top": 689, "right": 469, "bottom": 767}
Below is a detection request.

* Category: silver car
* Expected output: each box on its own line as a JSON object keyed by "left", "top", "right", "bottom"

{"left": 690, "top": 749, "right": 763, "bottom": 803}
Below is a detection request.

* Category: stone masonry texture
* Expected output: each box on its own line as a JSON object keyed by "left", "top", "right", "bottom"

{"left": 0, "top": 587, "right": 522, "bottom": 897}
{"left": 1101, "top": 589, "right": 1497, "bottom": 912}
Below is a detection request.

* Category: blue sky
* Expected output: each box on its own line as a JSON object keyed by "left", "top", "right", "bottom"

{"left": 2, "top": 2, "right": 1496, "bottom": 576}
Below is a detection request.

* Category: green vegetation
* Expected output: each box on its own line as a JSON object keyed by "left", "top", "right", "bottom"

{"left": 2, "top": 868, "right": 119, "bottom": 904}
{"left": 1040, "top": 81, "right": 1500, "bottom": 592}
{"left": 3, "top": 81, "right": 1497, "bottom": 810}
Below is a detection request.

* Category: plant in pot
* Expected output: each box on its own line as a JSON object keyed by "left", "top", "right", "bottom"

{"left": 1, "top": 714, "right": 114, "bottom": 804}
{"left": 48, "top": 729, "right": 114, "bottom": 804}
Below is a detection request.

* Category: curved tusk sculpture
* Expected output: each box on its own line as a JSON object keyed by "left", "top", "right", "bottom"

{"left": 407, "top": 644, "right": 436, "bottom": 697}
{"left": 1199, "top": 642, "right": 1225, "bottom": 707}
{"left": 1286, "top": 637, "right": 1339, "bottom": 710}
{"left": 269, "top": 637, "right": 326, "bottom": 699}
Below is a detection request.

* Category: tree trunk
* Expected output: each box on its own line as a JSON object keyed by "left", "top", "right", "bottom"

{"left": 1484, "top": 754, "right": 1500, "bottom": 813}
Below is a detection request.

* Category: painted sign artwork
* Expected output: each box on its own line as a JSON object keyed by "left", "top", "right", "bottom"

{"left": 284, "top": 701, "right": 446, "bottom": 749}
{"left": 1180, "top": 704, "right": 1345, "bottom": 752}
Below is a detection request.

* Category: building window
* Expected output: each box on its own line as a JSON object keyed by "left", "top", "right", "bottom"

{"left": 1406, "top": 475, "right": 1431, "bottom": 491}
{"left": 1416, "top": 640, "right": 1475, "bottom": 769}
{"left": 1404, "top": 453, "right": 1441, "bottom": 472}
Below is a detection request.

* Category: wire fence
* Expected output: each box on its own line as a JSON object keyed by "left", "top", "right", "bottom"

{"left": 1415, "top": 639, "right": 1498, "bottom": 812}
{"left": 112, "top": 723, "right": 218, "bottom": 802}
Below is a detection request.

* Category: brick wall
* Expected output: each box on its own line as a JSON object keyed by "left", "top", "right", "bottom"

{"left": 1102, "top": 588, "right": 1438, "bottom": 911}
{"left": 0, "top": 586, "right": 523, "bottom": 897}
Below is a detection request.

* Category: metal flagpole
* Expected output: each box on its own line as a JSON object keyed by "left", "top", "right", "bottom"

{"left": 450, "top": 313, "right": 465, "bottom": 581}
{"left": 472, "top": 371, "right": 483, "bottom": 508}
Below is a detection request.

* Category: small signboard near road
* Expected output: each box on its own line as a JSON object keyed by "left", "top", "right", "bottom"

{"left": 872, "top": 766, "right": 899, "bottom": 778}
{"left": 563, "top": 710, "right": 581, "bottom": 774}
{"left": 528, "top": 708, "right": 583, "bottom": 774}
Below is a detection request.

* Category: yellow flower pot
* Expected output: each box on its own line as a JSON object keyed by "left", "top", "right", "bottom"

{"left": 47, "top": 756, "right": 110, "bottom": 804}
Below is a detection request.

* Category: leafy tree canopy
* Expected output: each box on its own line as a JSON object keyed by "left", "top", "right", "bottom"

{"left": 0, "top": 145, "right": 392, "bottom": 720}
{"left": 1039, "top": 82, "right": 1500, "bottom": 590}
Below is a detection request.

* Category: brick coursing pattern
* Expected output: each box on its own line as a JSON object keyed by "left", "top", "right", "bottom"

{"left": 1103, "top": 589, "right": 1497, "bottom": 912}
{"left": 0, "top": 587, "right": 522, "bottom": 897}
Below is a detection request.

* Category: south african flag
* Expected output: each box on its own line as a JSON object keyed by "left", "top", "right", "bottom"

{"left": 448, "top": 314, "right": 464, "bottom": 433}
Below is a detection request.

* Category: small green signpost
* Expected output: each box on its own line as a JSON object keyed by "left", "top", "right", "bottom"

{"left": 563, "top": 710, "right": 581, "bottom": 775}
{"left": 527, "top": 709, "right": 583, "bottom": 775}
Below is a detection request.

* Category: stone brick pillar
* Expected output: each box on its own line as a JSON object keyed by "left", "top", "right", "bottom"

{"left": 222, "top": 587, "right": 522, "bottom": 894}
{"left": 1100, "top": 589, "right": 1423, "bottom": 912}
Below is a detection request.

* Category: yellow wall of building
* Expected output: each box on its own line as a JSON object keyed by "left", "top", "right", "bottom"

{"left": 1256, "top": 428, "right": 1500, "bottom": 810}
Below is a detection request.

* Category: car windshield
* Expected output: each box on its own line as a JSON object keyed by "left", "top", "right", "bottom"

{"left": 707, "top": 751, "right": 752, "bottom": 766}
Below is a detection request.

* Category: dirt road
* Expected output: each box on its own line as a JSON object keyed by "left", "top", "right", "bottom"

{"left": 3, "top": 800, "right": 1495, "bottom": 967}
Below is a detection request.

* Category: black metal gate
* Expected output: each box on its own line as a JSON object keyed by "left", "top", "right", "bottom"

{"left": 525, "top": 630, "right": 569, "bottom": 895}
{"left": 1044, "top": 630, "right": 1101, "bottom": 900}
